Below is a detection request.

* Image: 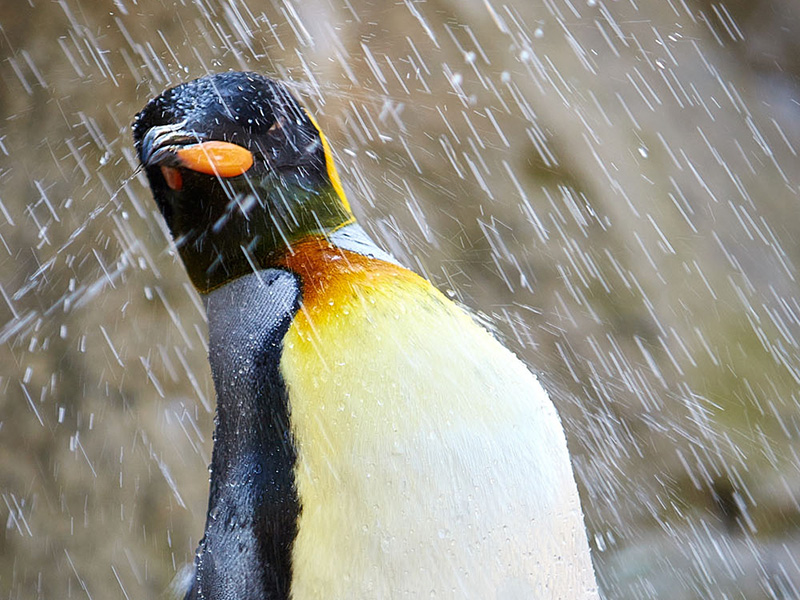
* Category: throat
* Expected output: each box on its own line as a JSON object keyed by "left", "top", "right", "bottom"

{"left": 178, "top": 183, "right": 354, "bottom": 293}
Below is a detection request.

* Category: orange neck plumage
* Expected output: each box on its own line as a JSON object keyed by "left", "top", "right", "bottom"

{"left": 276, "top": 237, "right": 419, "bottom": 317}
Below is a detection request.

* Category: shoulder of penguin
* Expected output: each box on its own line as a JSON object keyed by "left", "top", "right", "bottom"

{"left": 328, "top": 222, "right": 404, "bottom": 268}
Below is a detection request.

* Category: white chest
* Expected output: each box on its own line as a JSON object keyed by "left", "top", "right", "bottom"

{"left": 281, "top": 285, "right": 598, "bottom": 599}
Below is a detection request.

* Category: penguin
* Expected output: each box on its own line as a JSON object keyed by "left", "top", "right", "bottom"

{"left": 133, "top": 71, "right": 599, "bottom": 600}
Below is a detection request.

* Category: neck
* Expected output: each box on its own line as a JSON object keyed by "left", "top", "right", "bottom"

{"left": 176, "top": 182, "right": 353, "bottom": 293}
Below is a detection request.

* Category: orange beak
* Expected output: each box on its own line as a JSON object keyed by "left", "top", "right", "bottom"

{"left": 175, "top": 141, "right": 254, "bottom": 178}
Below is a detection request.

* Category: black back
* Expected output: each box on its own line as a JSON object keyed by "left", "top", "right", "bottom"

{"left": 185, "top": 269, "right": 301, "bottom": 600}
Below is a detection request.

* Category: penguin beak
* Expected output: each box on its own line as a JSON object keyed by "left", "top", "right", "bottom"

{"left": 139, "top": 121, "right": 198, "bottom": 167}
{"left": 140, "top": 122, "right": 254, "bottom": 178}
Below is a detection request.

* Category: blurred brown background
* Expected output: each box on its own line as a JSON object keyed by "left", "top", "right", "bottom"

{"left": 1, "top": 0, "right": 799, "bottom": 597}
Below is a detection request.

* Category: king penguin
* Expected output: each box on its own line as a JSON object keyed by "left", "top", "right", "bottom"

{"left": 133, "top": 71, "right": 599, "bottom": 600}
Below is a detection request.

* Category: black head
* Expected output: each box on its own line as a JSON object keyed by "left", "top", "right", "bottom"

{"left": 133, "top": 72, "right": 353, "bottom": 292}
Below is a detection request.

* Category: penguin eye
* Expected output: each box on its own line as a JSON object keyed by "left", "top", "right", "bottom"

{"left": 175, "top": 141, "right": 254, "bottom": 178}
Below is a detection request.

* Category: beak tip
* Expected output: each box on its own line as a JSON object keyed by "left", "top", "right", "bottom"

{"left": 174, "top": 141, "right": 254, "bottom": 178}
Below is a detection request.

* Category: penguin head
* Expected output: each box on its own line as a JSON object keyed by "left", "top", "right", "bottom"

{"left": 133, "top": 71, "right": 353, "bottom": 292}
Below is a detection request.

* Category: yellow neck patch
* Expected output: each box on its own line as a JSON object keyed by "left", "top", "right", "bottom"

{"left": 305, "top": 110, "right": 353, "bottom": 215}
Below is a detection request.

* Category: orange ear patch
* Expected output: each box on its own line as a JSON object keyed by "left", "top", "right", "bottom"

{"left": 176, "top": 141, "right": 254, "bottom": 177}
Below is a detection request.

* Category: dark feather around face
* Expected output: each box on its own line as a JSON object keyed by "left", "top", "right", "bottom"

{"left": 133, "top": 72, "right": 327, "bottom": 197}
{"left": 132, "top": 72, "right": 351, "bottom": 292}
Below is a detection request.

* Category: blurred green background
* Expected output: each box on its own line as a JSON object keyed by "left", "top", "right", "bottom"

{"left": 1, "top": 0, "right": 800, "bottom": 597}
